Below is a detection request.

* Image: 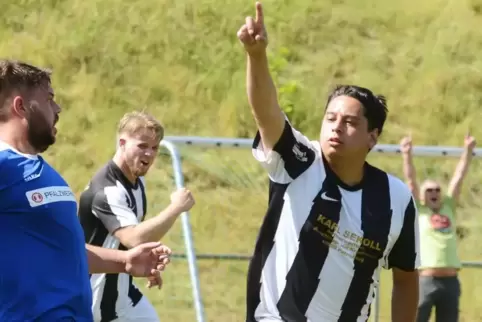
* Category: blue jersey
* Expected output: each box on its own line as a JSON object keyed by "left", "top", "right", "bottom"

{"left": 0, "top": 142, "right": 93, "bottom": 321}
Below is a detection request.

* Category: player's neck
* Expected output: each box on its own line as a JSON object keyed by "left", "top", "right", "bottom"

{"left": 324, "top": 154, "right": 365, "bottom": 187}
{"left": 112, "top": 153, "right": 137, "bottom": 185}
{"left": 0, "top": 122, "right": 38, "bottom": 155}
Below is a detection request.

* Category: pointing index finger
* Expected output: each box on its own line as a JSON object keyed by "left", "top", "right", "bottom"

{"left": 255, "top": 2, "right": 264, "bottom": 24}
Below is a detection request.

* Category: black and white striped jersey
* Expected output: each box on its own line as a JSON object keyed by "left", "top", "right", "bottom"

{"left": 78, "top": 160, "right": 147, "bottom": 322}
{"left": 246, "top": 120, "right": 420, "bottom": 322}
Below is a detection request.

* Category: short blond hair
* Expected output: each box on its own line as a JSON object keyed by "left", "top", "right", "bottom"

{"left": 117, "top": 111, "right": 164, "bottom": 142}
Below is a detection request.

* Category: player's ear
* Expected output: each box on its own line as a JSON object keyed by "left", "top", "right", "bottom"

{"left": 368, "top": 129, "right": 379, "bottom": 150}
{"left": 118, "top": 138, "right": 127, "bottom": 149}
{"left": 12, "top": 95, "right": 26, "bottom": 118}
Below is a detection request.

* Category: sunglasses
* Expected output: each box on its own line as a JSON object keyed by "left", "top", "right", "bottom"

{"left": 426, "top": 188, "right": 441, "bottom": 193}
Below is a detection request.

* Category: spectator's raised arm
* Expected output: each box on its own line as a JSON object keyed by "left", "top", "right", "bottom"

{"left": 448, "top": 134, "right": 476, "bottom": 203}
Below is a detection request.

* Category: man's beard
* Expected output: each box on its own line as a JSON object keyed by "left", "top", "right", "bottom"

{"left": 26, "top": 113, "right": 56, "bottom": 153}
{"left": 131, "top": 165, "right": 148, "bottom": 178}
{"left": 127, "top": 160, "right": 149, "bottom": 179}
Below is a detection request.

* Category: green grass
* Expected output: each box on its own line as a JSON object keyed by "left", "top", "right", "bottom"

{"left": 2, "top": 0, "right": 482, "bottom": 320}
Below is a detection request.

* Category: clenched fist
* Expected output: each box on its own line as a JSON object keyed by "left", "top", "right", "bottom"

{"left": 170, "top": 188, "right": 195, "bottom": 213}
{"left": 400, "top": 136, "right": 413, "bottom": 155}
{"left": 237, "top": 2, "right": 268, "bottom": 55}
{"left": 464, "top": 134, "right": 476, "bottom": 151}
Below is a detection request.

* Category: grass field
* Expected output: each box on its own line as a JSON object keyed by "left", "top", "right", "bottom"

{"left": 2, "top": 0, "right": 482, "bottom": 321}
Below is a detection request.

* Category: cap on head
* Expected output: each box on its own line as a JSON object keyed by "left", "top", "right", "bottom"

{"left": 116, "top": 111, "right": 164, "bottom": 146}
{"left": 0, "top": 59, "right": 52, "bottom": 122}
{"left": 325, "top": 85, "right": 388, "bottom": 135}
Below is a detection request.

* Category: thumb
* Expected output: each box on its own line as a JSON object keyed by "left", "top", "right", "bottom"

{"left": 255, "top": 34, "right": 267, "bottom": 43}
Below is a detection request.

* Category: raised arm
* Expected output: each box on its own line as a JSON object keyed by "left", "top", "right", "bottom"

{"left": 400, "top": 136, "right": 419, "bottom": 200}
{"left": 447, "top": 134, "right": 476, "bottom": 202}
{"left": 91, "top": 187, "right": 194, "bottom": 249}
{"left": 237, "top": 2, "right": 317, "bottom": 184}
{"left": 237, "top": 2, "right": 285, "bottom": 151}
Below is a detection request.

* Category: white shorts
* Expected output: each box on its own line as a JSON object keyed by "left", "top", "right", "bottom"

{"left": 105, "top": 296, "right": 160, "bottom": 322}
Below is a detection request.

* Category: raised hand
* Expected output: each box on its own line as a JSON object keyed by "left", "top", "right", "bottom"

{"left": 237, "top": 2, "right": 268, "bottom": 55}
{"left": 400, "top": 135, "right": 413, "bottom": 155}
{"left": 464, "top": 133, "right": 476, "bottom": 151}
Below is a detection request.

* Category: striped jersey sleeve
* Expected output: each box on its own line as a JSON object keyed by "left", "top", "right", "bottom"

{"left": 386, "top": 195, "right": 421, "bottom": 271}
{"left": 252, "top": 119, "right": 317, "bottom": 184}
{"left": 91, "top": 186, "right": 139, "bottom": 234}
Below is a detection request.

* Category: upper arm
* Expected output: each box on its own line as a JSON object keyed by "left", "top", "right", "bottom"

{"left": 386, "top": 195, "right": 420, "bottom": 272}
{"left": 446, "top": 175, "right": 462, "bottom": 203}
{"left": 447, "top": 180, "right": 459, "bottom": 202}
{"left": 92, "top": 187, "right": 139, "bottom": 235}
{"left": 252, "top": 118, "right": 317, "bottom": 184}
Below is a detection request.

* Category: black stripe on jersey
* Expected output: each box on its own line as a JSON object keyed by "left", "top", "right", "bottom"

{"left": 338, "top": 166, "right": 392, "bottom": 321}
{"left": 399, "top": 197, "right": 416, "bottom": 270}
{"left": 125, "top": 188, "right": 138, "bottom": 215}
{"left": 277, "top": 175, "right": 342, "bottom": 321}
{"left": 128, "top": 275, "right": 143, "bottom": 306}
{"left": 246, "top": 181, "right": 289, "bottom": 322}
{"left": 386, "top": 197, "right": 417, "bottom": 271}
{"left": 139, "top": 180, "right": 147, "bottom": 216}
{"left": 253, "top": 120, "right": 316, "bottom": 181}
{"left": 100, "top": 273, "right": 119, "bottom": 322}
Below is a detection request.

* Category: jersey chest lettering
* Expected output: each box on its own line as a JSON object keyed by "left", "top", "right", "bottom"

{"left": 306, "top": 189, "right": 390, "bottom": 265}
{"left": 26, "top": 186, "right": 76, "bottom": 208}
{"left": 315, "top": 214, "right": 383, "bottom": 251}
{"left": 311, "top": 212, "right": 386, "bottom": 265}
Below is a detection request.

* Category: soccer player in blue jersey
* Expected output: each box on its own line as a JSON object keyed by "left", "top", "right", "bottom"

{"left": 0, "top": 59, "right": 171, "bottom": 322}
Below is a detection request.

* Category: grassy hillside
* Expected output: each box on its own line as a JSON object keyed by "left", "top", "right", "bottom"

{"left": 2, "top": 0, "right": 482, "bottom": 320}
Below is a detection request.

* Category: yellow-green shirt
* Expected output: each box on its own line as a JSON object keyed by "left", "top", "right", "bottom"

{"left": 417, "top": 196, "right": 461, "bottom": 269}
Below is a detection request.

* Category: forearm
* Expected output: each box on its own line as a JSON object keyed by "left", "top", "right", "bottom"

{"left": 127, "top": 205, "right": 181, "bottom": 247}
{"left": 448, "top": 149, "right": 473, "bottom": 198}
{"left": 454, "top": 149, "right": 472, "bottom": 179}
{"left": 402, "top": 153, "right": 417, "bottom": 183}
{"left": 247, "top": 53, "right": 284, "bottom": 148}
{"left": 247, "top": 53, "right": 278, "bottom": 116}
{"left": 391, "top": 280, "right": 418, "bottom": 322}
{"left": 402, "top": 153, "right": 419, "bottom": 197}
{"left": 87, "top": 244, "right": 126, "bottom": 274}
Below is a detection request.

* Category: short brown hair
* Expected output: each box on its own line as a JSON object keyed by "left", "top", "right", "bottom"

{"left": 117, "top": 111, "right": 164, "bottom": 142}
{"left": 0, "top": 59, "right": 52, "bottom": 121}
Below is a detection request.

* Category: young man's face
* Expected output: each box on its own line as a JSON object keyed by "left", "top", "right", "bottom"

{"left": 320, "top": 95, "right": 378, "bottom": 160}
{"left": 119, "top": 129, "right": 161, "bottom": 178}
